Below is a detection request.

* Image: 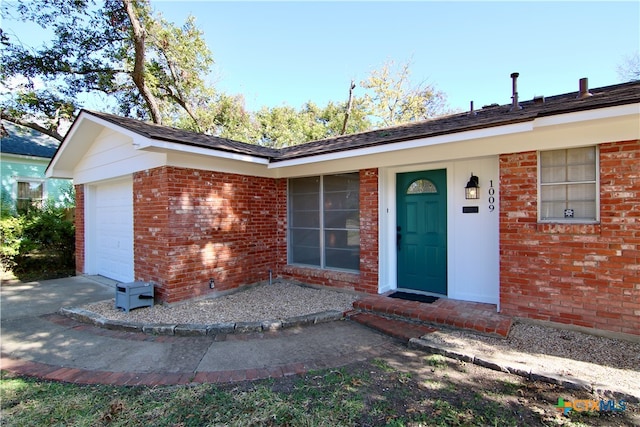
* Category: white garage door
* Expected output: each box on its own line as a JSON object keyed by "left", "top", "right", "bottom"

{"left": 91, "top": 178, "right": 134, "bottom": 283}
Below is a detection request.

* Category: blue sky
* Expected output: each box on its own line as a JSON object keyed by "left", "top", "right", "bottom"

{"left": 150, "top": 1, "right": 639, "bottom": 113}
{"left": 4, "top": 1, "right": 639, "bottom": 114}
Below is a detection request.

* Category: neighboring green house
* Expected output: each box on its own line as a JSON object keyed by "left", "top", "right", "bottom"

{"left": 1, "top": 121, "right": 72, "bottom": 214}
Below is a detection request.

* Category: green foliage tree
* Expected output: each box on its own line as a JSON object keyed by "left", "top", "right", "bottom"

{"left": 253, "top": 100, "right": 371, "bottom": 148}
{"left": 360, "top": 59, "right": 452, "bottom": 127}
{"left": 1, "top": 2, "right": 452, "bottom": 148}
{"left": 1, "top": 0, "right": 243, "bottom": 138}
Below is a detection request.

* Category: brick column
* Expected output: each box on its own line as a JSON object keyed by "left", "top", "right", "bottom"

{"left": 358, "top": 168, "right": 379, "bottom": 293}
{"left": 74, "top": 184, "right": 85, "bottom": 275}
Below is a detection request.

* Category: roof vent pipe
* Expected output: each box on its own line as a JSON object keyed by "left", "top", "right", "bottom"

{"left": 469, "top": 100, "right": 476, "bottom": 116}
{"left": 510, "top": 72, "right": 522, "bottom": 111}
{"left": 577, "top": 77, "right": 593, "bottom": 99}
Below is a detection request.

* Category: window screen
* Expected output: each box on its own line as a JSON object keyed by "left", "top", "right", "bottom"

{"left": 289, "top": 173, "right": 360, "bottom": 271}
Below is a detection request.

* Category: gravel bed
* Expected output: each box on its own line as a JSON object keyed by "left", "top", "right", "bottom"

{"left": 82, "top": 281, "right": 358, "bottom": 325}
{"left": 428, "top": 322, "right": 640, "bottom": 371}
{"left": 422, "top": 322, "right": 640, "bottom": 398}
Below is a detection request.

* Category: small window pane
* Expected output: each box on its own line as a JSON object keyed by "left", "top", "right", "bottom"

{"left": 567, "top": 164, "right": 596, "bottom": 182}
{"left": 407, "top": 179, "right": 437, "bottom": 194}
{"left": 325, "top": 230, "right": 359, "bottom": 270}
{"left": 324, "top": 174, "right": 359, "bottom": 192}
{"left": 325, "top": 210, "right": 359, "bottom": 229}
{"left": 541, "top": 184, "right": 567, "bottom": 202}
{"left": 291, "top": 194, "right": 319, "bottom": 212}
{"left": 290, "top": 229, "right": 320, "bottom": 266}
{"left": 567, "top": 146, "right": 596, "bottom": 164}
{"left": 540, "top": 150, "right": 566, "bottom": 166}
{"left": 540, "top": 165, "right": 567, "bottom": 183}
{"left": 289, "top": 176, "right": 320, "bottom": 194}
{"left": 290, "top": 211, "right": 319, "bottom": 228}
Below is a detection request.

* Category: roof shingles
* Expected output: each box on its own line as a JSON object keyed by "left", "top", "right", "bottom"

{"left": 1, "top": 121, "right": 60, "bottom": 158}
{"left": 82, "top": 80, "right": 640, "bottom": 163}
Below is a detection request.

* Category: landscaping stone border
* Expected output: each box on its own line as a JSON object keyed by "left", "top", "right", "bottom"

{"left": 59, "top": 307, "right": 345, "bottom": 336}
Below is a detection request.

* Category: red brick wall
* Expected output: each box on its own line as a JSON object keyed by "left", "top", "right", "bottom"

{"left": 134, "top": 167, "right": 280, "bottom": 303}
{"left": 500, "top": 140, "right": 640, "bottom": 336}
{"left": 74, "top": 166, "right": 379, "bottom": 303}
{"left": 281, "top": 168, "right": 379, "bottom": 294}
{"left": 74, "top": 184, "right": 85, "bottom": 275}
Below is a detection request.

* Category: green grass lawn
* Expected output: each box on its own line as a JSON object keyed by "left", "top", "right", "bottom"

{"left": 2, "top": 356, "right": 637, "bottom": 427}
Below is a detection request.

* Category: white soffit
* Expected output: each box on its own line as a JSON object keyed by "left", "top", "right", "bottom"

{"left": 136, "top": 139, "right": 271, "bottom": 165}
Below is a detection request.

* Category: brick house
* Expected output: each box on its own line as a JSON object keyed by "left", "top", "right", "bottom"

{"left": 46, "top": 78, "right": 640, "bottom": 336}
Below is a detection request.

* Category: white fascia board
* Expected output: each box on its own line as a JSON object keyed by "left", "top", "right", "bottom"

{"left": 533, "top": 103, "right": 639, "bottom": 128}
{"left": 268, "top": 121, "right": 534, "bottom": 169}
{"left": 135, "top": 138, "right": 271, "bottom": 165}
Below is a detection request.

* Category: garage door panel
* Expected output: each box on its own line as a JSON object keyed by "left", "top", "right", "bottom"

{"left": 91, "top": 178, "right": 134, "bottom": 283}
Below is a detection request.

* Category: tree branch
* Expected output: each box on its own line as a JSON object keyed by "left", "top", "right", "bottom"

{"left": 122, "top": 0, "right": 162, "bottom": 124}
{"left": 341, "top": 80, "right": 355, "bottom": 135}
{"left": 1, "top": 114, "right": 64, "bottom": 142}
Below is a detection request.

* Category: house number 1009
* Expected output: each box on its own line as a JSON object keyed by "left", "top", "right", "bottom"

{"left": 488, "top": 180, "right": 495, "bottom": 212}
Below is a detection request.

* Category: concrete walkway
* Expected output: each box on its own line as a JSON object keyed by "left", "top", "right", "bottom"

{"left": 0, "top": 276, "right": 400, "bottom": 385}
{"left": 1, "top": 276, "right": 638, "bottom": 401}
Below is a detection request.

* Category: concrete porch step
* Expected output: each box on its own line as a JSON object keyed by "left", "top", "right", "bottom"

{"left": 352, "top": 295, "right": 512, "bottom": 338}
{"left": 346, "top": 311, "right": 437, "bottom": 343}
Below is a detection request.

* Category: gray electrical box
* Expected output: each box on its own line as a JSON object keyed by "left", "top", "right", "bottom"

{"left": 115, "top": 281, "right": 154, "bottom": 313}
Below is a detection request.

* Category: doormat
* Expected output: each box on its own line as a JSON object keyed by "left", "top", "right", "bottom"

{"left": 388, "top": 292, "right": 439, "bottom": 304}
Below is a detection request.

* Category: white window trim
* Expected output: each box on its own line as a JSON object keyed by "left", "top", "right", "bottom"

{"left": 537, "top": 146, "right": 600, "bottom": 224}
{"left": 14, "top": 177, "right": 47, "bottom": 206}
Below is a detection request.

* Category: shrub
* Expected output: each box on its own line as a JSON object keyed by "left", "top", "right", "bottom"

{"left": 0, "top": 205, "right": 75, "bottom": 275}
{"left": 0, "top": 215, "right": 25, "bottom": 271}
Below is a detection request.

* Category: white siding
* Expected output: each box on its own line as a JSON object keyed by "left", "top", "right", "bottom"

{"left": 74, "top": 128, "right": 165, "bottom": 184}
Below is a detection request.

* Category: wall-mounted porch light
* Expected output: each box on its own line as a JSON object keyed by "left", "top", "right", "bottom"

{"left": 465, "top": 174, "right": 480, "bottom": 199}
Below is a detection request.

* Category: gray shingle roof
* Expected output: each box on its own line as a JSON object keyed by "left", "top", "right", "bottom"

{"left": 83, "top": 111, "right": 280, "bottom": 159}
{"left": 276, "top": 80, "right": 640, "bottom": 161}
{"left": 79, "top": 80, "right": 640, "bottom": 163}
{"left": 0, "top": 121, "right": 60, "bottom": 158}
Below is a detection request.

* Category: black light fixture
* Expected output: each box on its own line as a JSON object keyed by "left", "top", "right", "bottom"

{"left": 465, "top": 173, "right": 479, "bottom": 200}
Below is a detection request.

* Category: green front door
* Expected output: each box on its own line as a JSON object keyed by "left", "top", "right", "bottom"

{"left": 396, "top": 169, "right": 447, "bottom": 294}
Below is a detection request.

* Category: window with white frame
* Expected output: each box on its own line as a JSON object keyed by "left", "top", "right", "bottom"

{"left": 16, "top": 179, "right": 44, "bottom": 213}
{"left": 539, "top": 146, "right": 598, "bottom": 222}
{"left": 288, "top": 173, "right": 360, "bottom": 271}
